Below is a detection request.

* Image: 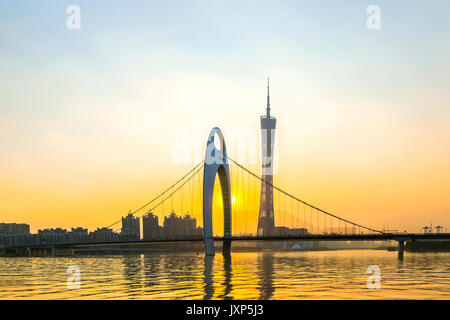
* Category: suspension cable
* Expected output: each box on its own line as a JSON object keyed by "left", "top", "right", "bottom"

{"left": 112, "top": 163, "right": 204, "bottom": 233}
{"left": 104, "top": 160, "right": 204, "bottom": 230}
{"left": 225, "top": 155, "right": 383, "bottom": 234}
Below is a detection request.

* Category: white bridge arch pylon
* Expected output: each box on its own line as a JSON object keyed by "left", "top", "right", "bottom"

{"left": 203, "top": 127, "right": 232, "bottom": 256}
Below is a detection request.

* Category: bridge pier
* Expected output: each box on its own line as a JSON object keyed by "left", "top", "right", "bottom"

{"left": 398, "top": 240, "right": 405, "bottom": 259}
{"left": 393, "top": 236, "right": 410, "bottom": 260}
{"left": 222, "top": 238, "right": 231, "bottom": 256}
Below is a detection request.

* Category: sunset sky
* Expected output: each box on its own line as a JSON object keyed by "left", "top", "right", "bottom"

{"left": 1, "top": 0, "right": 450, "bottom": 233}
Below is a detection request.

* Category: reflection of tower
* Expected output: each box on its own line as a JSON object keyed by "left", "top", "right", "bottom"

{"left": 203, "top": 256, "right": 214, "bottom": 300}
{"left": 221, "top": 255, "right": 233, "bottom": 300}
{"left": 258, "top": 253, "right": 275, "bottom": 299}
{"left": 257, "top": 79, "right": 276, "bottom": 236}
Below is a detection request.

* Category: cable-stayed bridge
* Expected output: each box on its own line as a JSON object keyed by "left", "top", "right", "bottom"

{"left": 3, "top": 127, "right": 449, "bottom": 258}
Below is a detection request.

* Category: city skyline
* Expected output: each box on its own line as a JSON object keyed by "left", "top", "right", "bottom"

{"left": 2, "top": 78, "right": 449, "bottom": 234}
{"left": 1, "top": 1, "right": 450, "bottom": 234}
{"left": 1, "top": 1, "right": 450, "bottom": 303}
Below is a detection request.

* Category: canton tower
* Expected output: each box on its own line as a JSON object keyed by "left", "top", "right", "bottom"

{"left": 257, "top": 78, "right": 277, "bottom": 236}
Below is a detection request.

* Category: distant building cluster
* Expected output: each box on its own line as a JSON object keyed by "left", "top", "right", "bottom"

{"left": 272, "top": 226, "right": 308, "bottom": 236}
{"left": 143, "top": 211, "right": 203, "bottom": 239}
{"left": 0, "top": 224, "right": 121, "bottom": 247}
{"left": 0, "top": 223, "right": 30, "bottom": 235}
{"left": 0, "top": 223, "right": 32, "bottom": 247}
{"left": 0, "top": 210, "right": 203, "bottom": 247}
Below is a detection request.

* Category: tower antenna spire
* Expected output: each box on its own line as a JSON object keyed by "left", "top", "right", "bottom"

{"left": 266, "top": 77, "right": 271, "bottom": 117}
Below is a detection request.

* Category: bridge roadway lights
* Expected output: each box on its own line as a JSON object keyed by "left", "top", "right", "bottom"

{"left": 22, "top": 247, "right": 47, "bottom": 257}
{"left": 203, "top": 128, "right": 232, "bottom": 256}
{"left": 19, "top": 246, "right": 75, "bottom": 257}
{"left": 51, "top": 246, "right": 74, "bottom": 257}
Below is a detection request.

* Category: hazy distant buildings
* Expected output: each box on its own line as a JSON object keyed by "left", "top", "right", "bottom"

{"left": 1, "top": 210, "right": 204, "bottom": 247}
{"left": 273, "top": 227, "right": 308, "bottom": 236}
{"left": 121, "top": 212, "right": 140, "bottom": 240}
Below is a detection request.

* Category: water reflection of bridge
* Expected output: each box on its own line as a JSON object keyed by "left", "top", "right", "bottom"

{"left": 3, "top": 233, "right": 450, "bottom": 260}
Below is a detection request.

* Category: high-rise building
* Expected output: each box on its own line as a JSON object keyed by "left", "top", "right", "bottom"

{"left": 121, "top": 212, "right": 140, "bottom": 240}
{"left": 162, "top": 211, "right": 202, "bottom": 238}
{"left": 142, "top": 212, "right": 161, "bottom": 239}
{"left": 0, "top": 223, "right": 30, "bottom": 235}
{"left": 0, "top": 222, "right": 33, "bottom": 247}
{"left": 90, "top": 227, "right": 118, "bottom": 242}
{"left": 163, "top": 211, "right": 183, "bottom": 238}
{"left": 68, "top": 227, "right": 89, "bottom": 242}
{"left": 38, "top": 228, "right": 68, "bottom": 243}
{"left": 257, "top": 79, "right": 277, "bottom": 236}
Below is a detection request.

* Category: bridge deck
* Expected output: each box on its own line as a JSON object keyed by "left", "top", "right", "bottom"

{"left": 4, "top": 233, "right": 450, "bottom": 249}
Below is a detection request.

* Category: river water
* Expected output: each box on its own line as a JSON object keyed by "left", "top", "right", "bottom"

{"left": 0, "top": 250, "right": 448, "bottom": 299}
